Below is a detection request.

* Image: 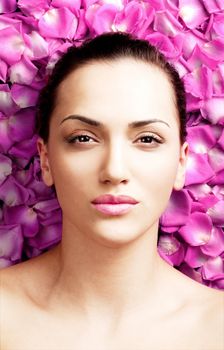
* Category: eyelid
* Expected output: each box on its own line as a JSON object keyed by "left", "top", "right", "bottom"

{"left": 134, "top": 132, "right": 164, "bottom": 142}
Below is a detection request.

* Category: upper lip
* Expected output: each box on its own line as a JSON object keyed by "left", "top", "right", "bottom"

{"left": 91, "top": 194, "right": 139, "bottom": 204}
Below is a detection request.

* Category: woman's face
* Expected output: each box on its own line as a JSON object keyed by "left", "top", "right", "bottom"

{"left": 37, "top": 58, "right": 188, "bottom": 246}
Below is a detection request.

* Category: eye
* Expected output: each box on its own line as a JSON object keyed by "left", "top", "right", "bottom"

{"left": 135, "top": 134, "right": 163, "bottom": 145}
{"left": 66, "top": 134, "right": 97, "bottom": 144}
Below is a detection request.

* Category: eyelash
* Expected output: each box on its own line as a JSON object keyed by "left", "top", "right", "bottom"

{"left": 66, "top": 133, "right": 163, "bottom": 146}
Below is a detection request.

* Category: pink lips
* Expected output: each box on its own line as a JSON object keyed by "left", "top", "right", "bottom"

{"left": 91, "top": 194, "right": 139, "bottom": 216}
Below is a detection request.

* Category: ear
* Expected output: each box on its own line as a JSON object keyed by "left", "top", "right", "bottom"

{"left": 173, "top": 141, "right": 189, "bottom": 191}
{"left": 36, "top": 138, "right": 54, "bottom": 187}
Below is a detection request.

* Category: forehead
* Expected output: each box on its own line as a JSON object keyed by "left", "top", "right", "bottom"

{"left": 55, "top": 58, "right": 178, "bottom": 127}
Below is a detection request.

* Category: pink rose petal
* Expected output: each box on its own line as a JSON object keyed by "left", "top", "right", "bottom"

{"left": 27, "top": 223, "right": 61, "bottom": 250}
{"left": 184, "top": 246, "right": 209, "bottom": 268}
{"left": 51, "top": 0, "right": 81, "bottom": 15}
{"left": 0, "top": 26, "right": 25, "bottom": 65}
{"left": 0, "top": 0, "right": 17, "bottom": 13}
{"left": 201, "top": 256, "right": 224, "bottom": 281}
{"left": 18, "top": 0, "right": 50, "bottom": 19}
{"left": 85, "top": 4, "right": 118, "bottom": 35}
{"left": 0, "top": 84, "right": 18, "bottom": 116}
{"left": 207, "top": 201, "right": 224, "bottom": 226}
{"left": 4, "top": 205, "right": 39, "bottom": 237}
{"left": 208, "top": 146, "right": 224, "bottom": 172}
{"left": 24, "top": 31, "right": 49, "bottom": 59}
{"left": 187, "top": 124, "right": 216, "bottom": 154}
{"left": 9, "top": 55, "right": 38, "bottom": 85}
{"left": 179, "top": 212, "right": 213, "bottom": 246}
{"left": 185, "top": 152, "right": 215, "bottom": 186}
{"left": 201, "top": 227, "right": 224, "bottom": 257}
{"left": 0, "top": 176, "right": 30, "bottom": 206}
{"left": 38, "top": 7, "right": 78, "bottom": 39}
{"left": 179, "top": 0, "right": 208, "bottom": 29}
{"left": 0, "top": 60, "right": 8, "bottom": 82}
{"left": 202, "top": 0, "right": 224, "bottom": 14}
{"left": 153, "top": 10, "right": 183, "bottom": 37}
{"left": 8, "top": 108, "right": 36, "bottom": 142}
{"left": 158, "top": 234, "right": 185, "bottom": 266}
{"left": 0, "top": 154, "right": 12, "bottom": 186}
{"left": 11, "top": 84, "right": 39, "bottom": 108}
{"left": 0, "top": 224, "right": 23, "bottom": 261}
{"left": 160, "top": 189, "right": 191, "bottom": 227}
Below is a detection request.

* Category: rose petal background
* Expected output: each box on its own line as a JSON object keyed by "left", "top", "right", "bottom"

{"left": 0, "top": 0, "right": 223, "bottom": 290}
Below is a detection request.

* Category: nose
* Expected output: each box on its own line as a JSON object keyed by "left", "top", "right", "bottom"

{"left": 99, "top": 141, "right": 130, "bottom": 185}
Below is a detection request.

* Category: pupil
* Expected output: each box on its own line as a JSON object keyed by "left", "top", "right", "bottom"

{"left": 143, "top": 136, "right": 152, "bottom": 143}
{"left": 80, "top": 135, "right": 89, "bottom": 142}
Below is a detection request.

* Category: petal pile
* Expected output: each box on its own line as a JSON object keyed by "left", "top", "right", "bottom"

{"left": 0, "top": 0, "right": 223, "bottom": 290}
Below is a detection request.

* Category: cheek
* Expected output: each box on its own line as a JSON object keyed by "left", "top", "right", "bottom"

{"left": 135, "top": 149, "right": 180, "bottom": 202}
{"left": 50, "top": 152, "right": 97, "bottom": 205}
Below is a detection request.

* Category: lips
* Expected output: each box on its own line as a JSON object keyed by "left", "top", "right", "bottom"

{"left": 91, "top": 194, "right": 139, "bottom": 216}
{"left": 91, "top": 194, "right": 139, "bottom": 204}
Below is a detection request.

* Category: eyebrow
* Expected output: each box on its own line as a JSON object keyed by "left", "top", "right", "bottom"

{"left": 59, "top": 114, "right": 170, "bottom": 128}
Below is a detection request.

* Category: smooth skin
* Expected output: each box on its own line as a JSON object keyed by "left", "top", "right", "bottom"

{"left": 0, "top": 58, "right": 223, "bottom": 350}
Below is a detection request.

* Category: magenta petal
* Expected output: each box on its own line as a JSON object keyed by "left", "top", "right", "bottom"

{"left": 0, "top": 176, "right": 30, "bottom": 206}
{"left": 179, "top": 212, "right": 213, "bottom": 246}
{"left": 209, "top": 170, "right": 224, "bottom": 185}
{"left": 212, "top": 13, "right": 224, "bottom": 37}
{"left": 0, "top": 60, "right": 8, "bottom": 82}
{"left": 0, "top": 224, "right": 23, "bottom": 261}
{"left": 160, "top": 189, "right": 191, "bottom": 227}
{"left": 0, "top": 26, "right": 25, "bottom": 65}
{"left": 153, "top": 10, "right": 182, "bottom": 37}
{"left": 0, "top": 154, "right": 12, "bottom": 186}
{"left": 203, "top": 0, "right": 224, "bottom": 13}
{"left": 0, "top": 84, "right": 18, "bottom": 116}
{"left": 27, "top": 223, "right": 61, "bottom": 250}
{"left": 38, "top": 7, "right": 78, "bottom": 39}
{"left": 184, "top": 66, "right": 213, "bottom": 99}
{"left": 85, "top": 4, "right": 118, "bottom": 35}
{"left": 185, "top": 152, "right": 215, "bottom": 186}
{"left": 208, "top": 147, "right": 224, "bottom": 172}
{"left": 146, "top": 32, "right": 183, "bottom": 59}
{"left": 207, "top": 201, "right": 224, "bottom": 226}
{"left": 11, "top": 84, "right": 39, "bottom": 108}
{"left": 186, "top": 124, "right": 216, "bottom": 154}
{"left": 4, "top": 205, "right": 39, "bottom": 238}
{"left": 179, "top": 262, "right": 203, "bottom": 284}
{"left": 187, "top": 184, "right": 212, "bottom": 201}
{"left": 9, "top": 55, "right": 38, "bottom": 85}
{"left": 51, "top": 0, "right": 81, "bottom": 14}
{"left": 201, "top": 256, "right": 224, "bottom": 281}
{"left": 24, "top": 31, "right": 49, "bottom": 59}
{"left": 8, "top": 108, "right": 36, "bottom": 142}
{"left": 158, "top": 234, "right": 185, "bottom": 266}
{"left": 18, "top": 0, "right": 50, "bottom": 19}
{"left": 0, "top": 258, "right": 13, "bottom": 268}
{"left": 201, "top": 97, "right": 224, "bottom": 124}
{"left": 0, "top": 118, "right": 13, "bottom": 153}
{"left": 184, "top": 246, "right": 209, "bottom": 268}
{"left": 217, "top": 129, "right": 224, "bottom": 150}
{"left": 9, "top": 134, "right": 38, "bottom": 163}
{"left": 33, "top": 198, "right": 60, "bottom": 213}
{"left": 187, "top": 45, "right": 218, "bottom": 70}
{"left": 0, "top": 0, "right": 17, "bottom": 13}
{"left": 201, "top": 227, "right": 224, "bottom": 257}
{"left": 179, "top": 0, "right": 208, "bottom": 29}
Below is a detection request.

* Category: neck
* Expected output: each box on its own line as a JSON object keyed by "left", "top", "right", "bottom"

{"left": 51, "top": 217, "right": 172, "bottom": 324}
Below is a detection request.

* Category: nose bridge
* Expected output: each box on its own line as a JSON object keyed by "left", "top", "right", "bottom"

{"left": 100, "top": 136, "right": 129, "bottom": 184}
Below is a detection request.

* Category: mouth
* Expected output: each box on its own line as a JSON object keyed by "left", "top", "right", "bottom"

{"left": 91, "top": 194, "right": 139, "bottom": 216}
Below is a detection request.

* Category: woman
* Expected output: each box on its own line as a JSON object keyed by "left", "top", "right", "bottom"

{"left": 0, "top": 32, "right": 223, "bottom": 350}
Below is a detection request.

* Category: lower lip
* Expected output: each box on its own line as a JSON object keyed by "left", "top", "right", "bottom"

{"left": 91, "top": 203, "right": 137, "bottom": 216}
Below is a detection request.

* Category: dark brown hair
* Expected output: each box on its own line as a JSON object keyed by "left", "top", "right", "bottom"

{"left": 36, "top": 31, "right": 187, "bottom": 144}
